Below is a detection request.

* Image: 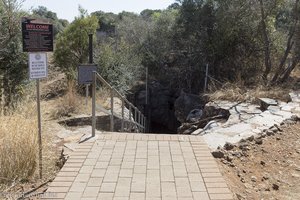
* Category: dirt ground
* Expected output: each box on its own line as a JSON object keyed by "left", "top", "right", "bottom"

{"left": 216, "top": 122, "right": 300, "bottom": 200}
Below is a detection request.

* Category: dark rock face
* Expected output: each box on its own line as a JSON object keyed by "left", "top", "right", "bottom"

{"left": 127, "top": 81, "right": 180, "bottom": 133}
{"left": 177, "top": 101, "right": 230, "bottom": 134}
{"left": 174, "top": 91, "right": 206, "bottom": 123}
{"left": 186, "top": 109, "right": 203, "bottom": 123}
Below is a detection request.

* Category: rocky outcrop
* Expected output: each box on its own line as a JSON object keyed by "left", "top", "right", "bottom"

{"left": 198, "top": 92, "right": 300, "bottom": 149}
{"left": 177, "top": 102, "right": 230, "bottom": 134}
{"left": 174, "top": 91, "right": 207, "bottom": 123}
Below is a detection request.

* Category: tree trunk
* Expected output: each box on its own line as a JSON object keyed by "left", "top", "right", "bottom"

{"left": 272, "top": 0, "right": 299, "bottom": 84}
{"left": 279, "top": 59, "right": 298, "bottom": 83}
{"left": 259, "top": 0, "right": 272, "bottom": 80}
{"left": 271, "top": 39, "right": 294, "bottom": 84}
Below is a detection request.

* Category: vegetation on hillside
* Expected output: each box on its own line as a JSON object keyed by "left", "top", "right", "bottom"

{"left": 52, "top": 0, "right": 300, "bottom": 95}
{"left": 0, "top": 0, "right": 300, "bottom": 187}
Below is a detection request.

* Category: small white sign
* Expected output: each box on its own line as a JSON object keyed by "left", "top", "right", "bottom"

{"left": 29, "top": 53, "right": 48, "bottom": 79}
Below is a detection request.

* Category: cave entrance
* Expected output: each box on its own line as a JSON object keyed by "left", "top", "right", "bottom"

{"left": 149, "top": 121, "right": 179, "bottom": 134}
{"left": 127, "top": 84, "right": 181, "bottom": 134}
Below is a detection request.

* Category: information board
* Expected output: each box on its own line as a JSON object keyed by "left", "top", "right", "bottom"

{"left": 22, "top": 21, "right": 53, "bottom": 52}
{"left": 29, "top": 53, "right": 48, "bottom": 79}
{"left": 78, "top": 65, "right": 97, "bottom": 84}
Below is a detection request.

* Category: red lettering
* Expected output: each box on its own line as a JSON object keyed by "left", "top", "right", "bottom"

{"left": 26, "top": 24, "right": 49, "bottom": 30}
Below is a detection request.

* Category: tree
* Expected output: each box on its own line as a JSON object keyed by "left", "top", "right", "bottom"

{"left": 91, "top": 10, "right": 146, "bottom": 93}
{"left": 0, "top": 0, "right": 27, "bottom": 112}
{"left": 53, "top": 10, "right": 98, "bottom": 80}
{"left": 271, "top": 0, "right": 300, "bottom": 83}
{"left": 32, "top": 6, "right": 69, "bottom": 37}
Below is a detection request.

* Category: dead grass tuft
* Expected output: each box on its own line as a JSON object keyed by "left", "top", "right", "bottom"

{"left": 50, "top": 81, "right": 80, "bottom": 119}
{"left": 0, "top": 104, "right": 38, "bottom": 184}
{"left": 207, "top": 82, "right": 291, "bottom": 103}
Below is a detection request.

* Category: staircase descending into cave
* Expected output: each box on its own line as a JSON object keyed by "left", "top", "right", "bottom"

{"left": 91, "top": 71, "right": 146, "bottom": 135}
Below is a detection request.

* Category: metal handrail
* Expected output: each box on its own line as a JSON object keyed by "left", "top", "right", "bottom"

{"left": 92, "top": 71, "right": 146, "bottom": 136}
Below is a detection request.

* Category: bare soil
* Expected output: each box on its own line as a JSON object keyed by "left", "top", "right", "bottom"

{"left": 217, "top": 122, "right": 300, "bottom": 200}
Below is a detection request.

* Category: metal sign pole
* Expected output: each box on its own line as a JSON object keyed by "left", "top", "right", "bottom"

{"left": 36, "top": 79, "right": 43, "bottom": 179}
{"left": 86, "top": 84, "right": 89, "bottom": 109}
{"left": 204, "top": 63, "right": 209, "bottom": 92}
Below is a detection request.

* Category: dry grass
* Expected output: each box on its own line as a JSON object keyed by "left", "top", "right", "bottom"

{"left": 206, "top": 82, "right": 291, "bottom": 103}
{"left": 50, "top": 81, "right": 80, "bottom": 119}
{"left": 95, "top": 87, "right": 111, "bottom": 109}
{"left": 0, "top": 102, "right": 38, "bottom": 185}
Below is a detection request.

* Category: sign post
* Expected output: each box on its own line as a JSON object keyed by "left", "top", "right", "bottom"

{"left": 22, "top": 18, "right": 53, "bottom": 179}
{"left": 28, "top": 52, "right": 48, "bottom": 179}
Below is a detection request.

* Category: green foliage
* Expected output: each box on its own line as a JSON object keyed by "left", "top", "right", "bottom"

{"left": 53, "top": 13, "right": 98, "bottom": 80}
{"left": 0, "top": 0, "right": 27, "bottom": 111}
{"left": 32, "top": 6, "right": 69, "bottom": 37}
{"left": 94, "top": 40, "right": 143, "bottom": 93}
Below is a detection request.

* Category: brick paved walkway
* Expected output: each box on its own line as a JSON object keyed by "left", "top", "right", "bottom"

{"left": 44, "top": 133, "right": 233, "bottom": 200}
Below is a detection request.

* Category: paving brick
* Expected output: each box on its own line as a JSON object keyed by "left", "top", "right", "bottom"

{"left": 56, "top": 171, "right": 78, "bottom": 177}
{"left": 91, "top": 169, "right": 106, "bottom": 178}
{"left": 82, "top": 186, "right": 100, "bottom": 197}
{"left": 46, "top": 133, "right": 233, "bottom": 200}
{"left": 69, "top": 182, "right": 87, "bottom": 192}
{"left": 207, "top": 187, "right": 231, "bottom": 194}
{"left": 119, "top": 168, "right": 133, "bottom": 178}
{"left": 97, "top": 193, "right": 114, "bottom": 200}
{"left": 63, "top": 162, "right": 83, "bottom": 168}
{"left": 95, "top": 161, "right": 109, "bottom": 169}
{"left": 60, "top": 167, "right": 80, "bottom": 172}
{"left": 103, "top": 172, "right": 119, "bottom": 182}
{"left": 74, "top": 174, "right": 90, "bottom": 183}
{"left": 54, "top": 176, "right": 76, "bottom": 182}
{"left": 100, "top": 182, "right": 117, "bottom": 193}
{"left": 201, "top": 168, "right": 221, "bottom": 173}
{"left": 146, "top": 170, "right": 160, "bottom": 197}
{"left": 161, "top": 182, "right": 177, "bottom": 199}
{"left": 115, "top": 177, "right": 131, "bottom": 197}
{"left": 80, "top": 166, "right": 94, "bottom": 174}
{"left": 49, "top": 181, "right": 73, "bottom": 187}
{"left": 133, "top": 165, "right": 146, "bottom": 174}
{"left": 188, "top": 173, "right": 204, "bottom": 182}
{"left": 209, "top": 193, "right": 233, "bottom": 200}
{"left": 131, "top": 173, "right": 146, "bottom": 193}
{"left": 84, "top": 159, "right": 97, "bottom": 166}
{"left": 64, "top": 192, "right": 82, "bottom": 200}
{"left": 206, "top": 182, "right": 228, "bottom": 188}
{"left": 160, "top": 166, "right": 174, "bottom": 182}
{"left": 204, "top": 177, "right": 227, "bottom": 183}
{"left": 190, "top": 181, "right": 207, "bottom": 192}
{"left": 175, "top": 177, "right": 192, "bottom": 197}
{"left": 192, "top": 192, "right": 210, "bottom": 200}
{"left": 113, "top": 197, "right": 129, "bottom": 200}
{"left": 202, "top": 172, "right": 223, "bottom": 178}
{"left": 47, "top": 187, "right": 69, "bottom": 193}
{"left": 130, "top": 193, "right": 145, "bottom": 200}
{"left": 87, "top": 178, "right": 103, "bottom": 187}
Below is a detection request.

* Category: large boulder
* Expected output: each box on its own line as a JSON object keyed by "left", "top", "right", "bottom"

{"left": 174, "top": 91, "right": 206, "bottom": 123}
{"left": 202, "top": 102, "right": 231, "bottom": 119}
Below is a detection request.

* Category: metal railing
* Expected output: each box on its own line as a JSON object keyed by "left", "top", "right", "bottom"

{"left": 92, "top": 71, "right": 146, "bottom": 136}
